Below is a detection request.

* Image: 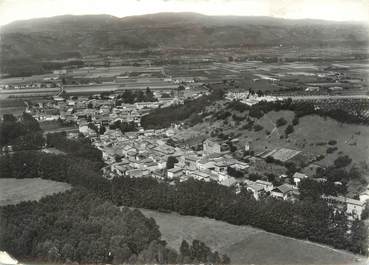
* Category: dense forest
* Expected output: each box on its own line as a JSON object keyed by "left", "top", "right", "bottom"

{"left": 141, "top": 87, "right": 225, "bottom": 129}
{"left": 46, "top": 132, "right": 103, "bottom": 166}
{"left": 0, "top": 150, "right": 229, "bottom": 264}
{"left": 0, "top": 151, "right": 110, "bottom": 199}
{"left": 0, "top": 113, "right": 44, "bottom": 150}
{"left": 0, "top": 150, "right": 367, "bottom": 255}
{"left": 0, "top": 189, "right": 228, "bottom": 264}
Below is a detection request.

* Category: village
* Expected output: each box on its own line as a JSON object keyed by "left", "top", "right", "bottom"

{"left": 1, "top": 6, "right": 369, "bottom": 264}
{"left": 20, "top": 83, "right": 366, "bottom": 223}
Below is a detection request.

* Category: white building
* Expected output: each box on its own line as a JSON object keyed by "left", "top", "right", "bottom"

{"left": 292, "top": 172, "right": 308, "bottom": 186}
{"left": 167, "top": 167, "right": 183, "bottom": 179}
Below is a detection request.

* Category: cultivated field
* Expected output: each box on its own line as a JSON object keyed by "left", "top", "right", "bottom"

{"left": 0, "top": 178, "right": 71, "bottom": 206}
{"left": 140, "top": 208, "right": 367, "bottom": 265}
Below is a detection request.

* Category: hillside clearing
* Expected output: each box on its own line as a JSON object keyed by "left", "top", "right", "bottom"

{"left": 140, "top": 208, "right": 367, "bottom": 265}
{"left": 0, "top": 178, "right": 71, "bottom": 206}
{"left": 231, "top": 110, "right": 369, "bottom": 168}
{"left": 178, "top": 109, "right": 369, "bottom": 168}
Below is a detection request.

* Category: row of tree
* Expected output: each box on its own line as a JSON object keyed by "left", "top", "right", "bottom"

{"left": 110, "top": 176, "right": 367, "bottom": 255}
{"left": 0, "top": 149, "right": 366, "bottom": 255}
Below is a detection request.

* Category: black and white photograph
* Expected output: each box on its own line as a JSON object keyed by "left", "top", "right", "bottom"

{"left": 0, "top": 0, "right": 369, "bottom": 264}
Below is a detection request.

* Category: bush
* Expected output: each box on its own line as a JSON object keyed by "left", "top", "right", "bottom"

{"left": 265, "top": 156, "right": 275, "bottom": 163}
{"left": 253, "top": 124, "right": 264, "bottom": 132}
{"left": 334, "top": 155, "right": 352, "bottom": 168}
{"left": 316, "top": 154, "right": 325, "bottom": 161}
{"left": 276, "top": 117, "right": 287, "bottom": 127}
{"left": 249, "top": 173, "right": 263, "bottom": 181}
{"left": 292, "top": 116, "right": 299, "bottom": 126}
{"left": 285, "top": 124, "right": 294, "bottom": 135}
{"left": 328, "top": 140, "right": 337, "bottom": 145}
{"left": 249, "top": 108, "right": 264, "bottom": 119}
{"left": 227, "top": 166, "right": 244, "bottom": 178}
{"left": 227, "top": 101, "right": 249, "bottom": 112}
{"left": 232, "top": 114, "right": 244, "bottom": 122}
{"left": 326, "top": 147, "right": 338, "bottom": 154}
{"left": 242, "top": 121, "right": 254, "bottom": 130}
{"left": 166, "top": 156, "right": 179, "bottom": 169}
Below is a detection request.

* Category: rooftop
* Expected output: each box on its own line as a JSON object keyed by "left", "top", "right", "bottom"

{"left": 292, "top": 172, "right": 308, "bottom": 180}
{"left": 168, "top": 167, "right": 182, "bottom": 173}
{"left": 273, "top": 184, "right": 296, "bottom": 194}
{"left": 263, "top": 148, "right": 301, "bottom": 162}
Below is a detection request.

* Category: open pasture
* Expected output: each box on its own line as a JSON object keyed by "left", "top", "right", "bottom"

{"left": 0, "top": 178, "right": 71, "bottom": 206}
{"left": 140, "top": 208, "right": 366, "bottom": 265}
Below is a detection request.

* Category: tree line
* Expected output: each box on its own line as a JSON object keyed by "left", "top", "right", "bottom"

{"left": 226, "top": 98, "right": 369, "bottom": 125}
{"left": 110, "top": 176, "right": 367, "bottom": 255}
{"left": 0, "top": 150, "right": 367, "bottom": 256}
{"left": 141, "top": 87, "right": 225, "bottom": 129}
{"left": 0, "top": 151, "right": 229, "bottom": 264}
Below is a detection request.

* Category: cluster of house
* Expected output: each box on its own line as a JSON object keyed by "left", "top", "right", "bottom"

{"left": 199, "top": 139, "right": 367, "bottom": 220}
{"left": 94, "top": 129, "right": 179, "bottom": 178}
{"left": 88, "top": 128, "right": 365, "bottom": 220}
{"left": 244, "top": 171, "right": 366, "bottom": 220}
{"left": 0, "top": 78, "right": 61, "bottom": 90}
{"left": 91, "top": 129, "right": 246, "bottom": 187}
{"left": 244, "top": 179, "right": 299, "bottom": 201}
{"left": 31, "top": 89, "right": 366, "bottom": 222}
{"left": 31, "top": 94, "right": 182, "bottom": 129}
{"left": 225, "top": 92, "right": 281, "bottom": 106}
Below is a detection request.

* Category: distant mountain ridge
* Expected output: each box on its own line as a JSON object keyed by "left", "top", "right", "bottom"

{"left": 0, "top": 12, "right": 368, "bottom": 65}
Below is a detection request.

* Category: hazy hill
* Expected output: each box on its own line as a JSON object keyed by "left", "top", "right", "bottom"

{"left": 0, "top": 13, "right": 368, "bottom": 75}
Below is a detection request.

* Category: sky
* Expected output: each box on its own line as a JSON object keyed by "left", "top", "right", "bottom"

{"left": 0, "top": 0, "right": 368, "bottom": 26}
